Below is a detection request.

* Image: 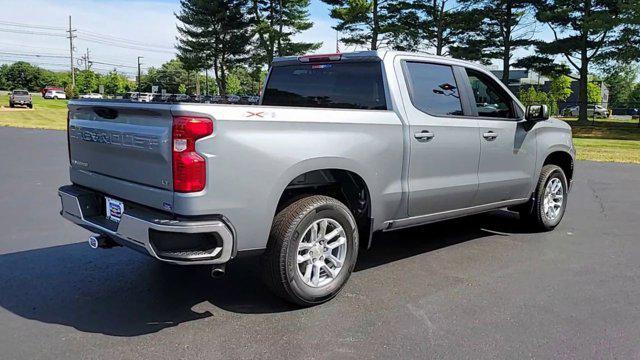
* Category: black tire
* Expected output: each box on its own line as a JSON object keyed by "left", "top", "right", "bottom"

{"left": 520, "top": 164, "right": 568, "bottom": 231}
{"left": 28, "top": 104, "right": 33, "bottom": 109}
{"left": 9, "top": 102, "right": 14, "bottom": 108}
{"left": 262, "top": 195, "right": 359, "bottom": 306}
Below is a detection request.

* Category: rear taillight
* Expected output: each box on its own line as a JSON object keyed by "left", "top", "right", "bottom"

{"left": 172, "top": 116, "right": 214, "bottom": 192}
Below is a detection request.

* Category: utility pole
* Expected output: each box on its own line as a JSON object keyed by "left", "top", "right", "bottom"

{"left": 66, "top": 15, "right": 77, "bottom": 89}
{"left": 137, "top": 56, "right": 143, "bottom": 93}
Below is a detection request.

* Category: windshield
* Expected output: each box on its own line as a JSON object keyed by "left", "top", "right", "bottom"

{"left": 13, "top": 91, "right": 28, "bottom": 95}
{"left": 262, "top": 62, "right": 387, "bottom": 110}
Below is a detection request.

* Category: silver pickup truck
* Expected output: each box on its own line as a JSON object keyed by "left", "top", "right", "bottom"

{"left": 9, "top": 90, "right": 33, "bottom": 108}
{"left": 59, "top": 51, "right": 575, "bottom": 306}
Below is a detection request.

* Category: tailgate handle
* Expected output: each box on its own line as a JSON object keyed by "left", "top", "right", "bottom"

{"left": 93, "top": 107, "right": 119, "bottom": 119}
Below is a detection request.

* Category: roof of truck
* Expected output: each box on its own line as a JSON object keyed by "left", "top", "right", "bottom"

{"left": 271, "top": 50, "right": 482, "bottom": 69}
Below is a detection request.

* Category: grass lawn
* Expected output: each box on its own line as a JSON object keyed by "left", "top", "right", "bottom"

{"left": 563, "top": 118, "right": 640, "bottom": 164}
{"left": 0, "top": 93, "right": 638, "bottom": 164}
{"left": 0, "top": 92, "right": 68, "bottom": 130}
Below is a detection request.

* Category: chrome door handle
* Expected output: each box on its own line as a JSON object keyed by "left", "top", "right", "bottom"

{"left": 414, "top": 131, "right": 435, "bottom": 141}
{"left": 483, "top": 131, "right": 498, "bottom": 141}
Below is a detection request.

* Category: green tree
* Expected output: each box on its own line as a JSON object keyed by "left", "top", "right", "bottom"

{"left": 386, "top": 0, "right": 480, "bottom": 55}
{"left": 322, "top": 0, "right": 396, "bottom": 50}
{"left": 587, "top": 82, "right": 602, "bottom": 104}
{"left": 602, "top": 63, "right": 639, "bottom": 108}
{"left": 548, "top": 75, "right": 573, "bottom": 114}
{"left": 250, "top": 0, "right": 321, "bottom": 67}
{"left": 629, "top": 83, "right": 640, "bottom": 105}
{"left": 1, "top": 61, "right": 43, "bottom": 91}
{"left": 458, "top": 0, "right": 537, "bottom": 85}
{"left": 142, "top": 59, "right": 191, "bottom": 94}
{"left": 518, "top": 86, "right": 551, "bottom": 109}
{"left": 176, "top": 0, "right": 252, "bottom": 95}
{"left": 533, "top": 0, "right": 640, "bottom": 123}
{"left": 100, "top": 71, "right": 132, "bottom": 95}
{"left": 75, "top": 70, "right": 101, "bottom": 94}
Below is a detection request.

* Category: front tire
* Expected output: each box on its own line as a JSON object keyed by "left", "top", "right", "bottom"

{"left": 262, "top": 195, "right": 359, "bottom": 306}
{"left": 520, "top": 164, "right": 568, "bottom": 231}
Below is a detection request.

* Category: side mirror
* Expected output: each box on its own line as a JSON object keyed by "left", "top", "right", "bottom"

{"left": 525, "top": 104, "right": 549, "bottom": 121}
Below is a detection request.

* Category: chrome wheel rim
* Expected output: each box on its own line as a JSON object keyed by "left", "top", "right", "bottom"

{"left": 543, "top": 178, "right": 564, "bottom": 221}
{"left": 296, "top": 218, "right": 347, "bottom": 288}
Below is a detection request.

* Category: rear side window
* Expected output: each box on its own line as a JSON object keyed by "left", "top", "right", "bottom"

{"left": 404, "top": 62, "right": 463, "bottom": 116}
{"left": 262, "top": 62, "right": 387, "bottom": 110}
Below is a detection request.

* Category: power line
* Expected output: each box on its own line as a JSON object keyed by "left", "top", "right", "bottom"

{"left": 0, "top": 20, "right": 66, "bottom": 30}
{"left": 0, "top": 27, "right": 66, "bottom": 37}
{"left": 0, "top": 51, "right": 69, "bottom": 59}
{"left": 0, "top": 41, "right": 68, "bottom": 52}
{"left": 90, "top": 60, "right": 137, "bottom": 69}
{"left": 77, "top": 29, "right": 173, "bottom": 50}
{"left": 76, "top": 35, "right": 175, "bottom": 54}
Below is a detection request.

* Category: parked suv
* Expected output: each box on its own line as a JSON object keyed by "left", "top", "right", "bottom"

{"left": 59, "top": 51, "right": 574, "bottom": 306}
{"left": 44, "top": 90, "right": 67, "bottom": 100}
{"left": 9, "top": 90, "right": 32, "bottom": 108}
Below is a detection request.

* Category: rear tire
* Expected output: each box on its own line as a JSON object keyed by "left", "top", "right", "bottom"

{"left": 520, "top": 164, "right": 568, "bottom": 231}
{"left": 262, "top": 195, "right": 359, "bottom": 306}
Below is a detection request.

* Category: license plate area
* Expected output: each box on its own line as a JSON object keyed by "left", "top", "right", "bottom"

{"left": 105, "top": 197, "right": 124, "bottom": 223}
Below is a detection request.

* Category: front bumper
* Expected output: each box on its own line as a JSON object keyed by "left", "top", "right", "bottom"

{"left": 58, "top": 185, "right": 234, "bottom": 265}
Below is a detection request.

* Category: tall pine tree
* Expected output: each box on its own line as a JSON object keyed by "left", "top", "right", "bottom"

{"left": 533, "top": 0, "right": 640, "bottom": 123}
{"left": 250, "top": 0, "right": 322, "bottom": 67}
{"left": 386, "top": 0, "right": 481, "bottom": 55}
{"left": 322, "top": 0, "right": 396, "bottom": 50}
{"left": 458, "top": 0, "right": 537, "bottom": 85}
{"left": 176, "top": 0, "right": 251, "bottom": 95}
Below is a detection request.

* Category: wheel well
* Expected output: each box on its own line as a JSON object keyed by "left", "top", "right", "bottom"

{"left": 276, "top": 169, "right": 372, "bottom": 247}
{"left": 544, "top": 151, "right": 574, "bottom": 182}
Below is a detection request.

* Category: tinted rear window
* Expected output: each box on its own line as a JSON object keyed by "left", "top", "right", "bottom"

{"left": 262, "top": 62, "right": 387, "bottom": 110}
{"left": 13, "top": 91, "right": 28, "bottom": 95}
{"left": 404, "top": 62, "right": 463, "bottom": 116}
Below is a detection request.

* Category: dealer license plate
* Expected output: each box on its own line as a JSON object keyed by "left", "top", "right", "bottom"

{"left": 105, "top": 197, "right": 124, "bottom": 223}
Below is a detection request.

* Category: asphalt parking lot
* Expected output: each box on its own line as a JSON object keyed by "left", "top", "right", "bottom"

{"left": 1, "top": 126, "right": 639, "bottom": 359}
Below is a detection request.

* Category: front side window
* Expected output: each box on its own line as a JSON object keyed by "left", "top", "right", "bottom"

{"left": 466, "top": 69, "right": 515, "bottom": 118}
{"left": 404, "top": 62, "right": 463, "bottom": 116}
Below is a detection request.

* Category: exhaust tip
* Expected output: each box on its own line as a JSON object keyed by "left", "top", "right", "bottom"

{"left": 211, "top": 264, "right": 226, "bottom": 278}
{"left": 88, "top": 235, "right": 100, "bottom": 249}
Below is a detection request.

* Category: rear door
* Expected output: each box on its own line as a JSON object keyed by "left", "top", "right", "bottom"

{"left": 68, "top": 102, "right": 174, "bottom": 191}
{"left": 461, "top": 68, "right": 536, "bottom": 204}
{"left": 398, "top": 60, "right": 481, "bottom": 217}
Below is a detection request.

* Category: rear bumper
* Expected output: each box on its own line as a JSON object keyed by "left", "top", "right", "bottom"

{"left": 58, "top": 185, "right": 234, "bottom": 265}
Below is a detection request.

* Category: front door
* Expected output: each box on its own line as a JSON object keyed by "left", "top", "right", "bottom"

{"left": 399, "top": 61, "right": 481, "bottom": 217}
{"left": 463, "top": 69, "right": 537, "bottom": 204}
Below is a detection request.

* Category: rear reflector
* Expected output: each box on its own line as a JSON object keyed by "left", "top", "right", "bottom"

{"left": 172, "top": 116, "right": 214, "bottom": 192}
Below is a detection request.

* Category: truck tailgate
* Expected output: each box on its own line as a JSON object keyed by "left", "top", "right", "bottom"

{"left": 68, "top": 102, "right": 174, "bottom": 205}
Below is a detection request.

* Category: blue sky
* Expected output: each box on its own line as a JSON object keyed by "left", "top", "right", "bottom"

{"left": 2, "top": 0, "right": 557, "bottom": 76}
{"left": 1, "top": 0, "right": 339, "bottom": 75}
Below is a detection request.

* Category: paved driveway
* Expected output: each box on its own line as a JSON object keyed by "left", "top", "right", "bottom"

{"left": 0, "top": 127, "right": 639, "bottom": 359}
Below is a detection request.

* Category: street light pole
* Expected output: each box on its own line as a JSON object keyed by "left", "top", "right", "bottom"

{"left": 137, "top": 56, "right": 143, "bottom": 94}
